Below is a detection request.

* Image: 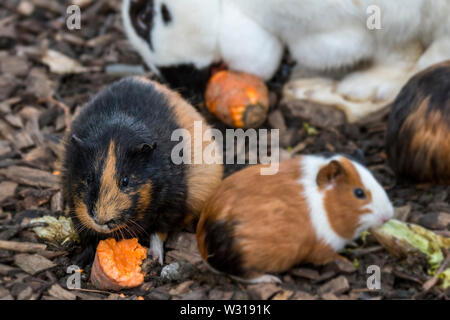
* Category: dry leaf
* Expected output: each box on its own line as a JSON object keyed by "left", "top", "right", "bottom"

{"left": 42, "top": 49, "right": 89, "bottom": 74}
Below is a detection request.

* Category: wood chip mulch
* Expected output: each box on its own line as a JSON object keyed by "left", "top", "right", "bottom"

{"left": 0, "top": 0, "right": 449, "bottom": 300}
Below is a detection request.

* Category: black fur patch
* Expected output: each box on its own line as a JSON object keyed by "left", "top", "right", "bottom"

{"left": 202, "top": 219, "right": 246, "bottom": 277}
{"left": 161, "top": 3, "right": 171, "bottom": 25}
{"left": 62, "top": 77, "right": 190, "bottom": 257}
{"left": 159, "top": 63, "right": 212, "bottom": 102}
{"left": 130, "top": 0, "right": 155, "bottom": 51}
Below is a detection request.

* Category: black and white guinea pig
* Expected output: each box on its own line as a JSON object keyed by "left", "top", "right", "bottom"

{"left": 386, "top": 60, "right": 450, "bottom": 184}
{"left": 122, "top": 0, "right": 450, "bottom": 86}
{"left": 60, "top": 77, "right": 223, "bottom": 265}
{"left": 121, "top": 0, "right": 283, "bottom": 84}
{"left": 121, "top": 0, "right": 221, "bottom": 91}
{"left": 197, "top": 154, "right": 393, "bottom": 283}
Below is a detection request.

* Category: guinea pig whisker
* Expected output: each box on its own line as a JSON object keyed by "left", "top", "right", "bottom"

{"left": 123, "top": 221, "right": 138, "bottom": 239}
{"left": 126, "top": 218, "right": 148, "bottom": 237}
{"left": 120, "top": 223, "right": 131, "bottom": 238}
{"left": 131, "top": 218, "right": 148, "bottom": 234}
{"left": 117, "top": 227, "right": 124, "bottom": 240}
{"left": 125, "top": 226, "right": 137, "bottom": 239}
{"left": 126, "top": 224, "right": 138, "bottom": 239}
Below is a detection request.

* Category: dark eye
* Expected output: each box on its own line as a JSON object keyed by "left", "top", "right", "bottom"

{"left": 353, "top": 188, "right": 366, "bottom": 199}
{"left": 161, "top": 4, "right": 171, "bottom": 24}
{"left": 86, "top": 174, "right": 93, "bottom": 184}
{"left": 121, "top": 176, "right": 129, "bottom": 187}
{"left": 130, "top": 0, "right": 155, "bottom": 50}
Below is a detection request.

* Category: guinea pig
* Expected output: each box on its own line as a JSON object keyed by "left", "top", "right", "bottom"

{"left": 122, "top": 0, "right": 450, "bottom": 122}
{"left": 60, "top": 77, "right": 223, "bottom": 266}
{"left": 386, "top": 60, "right": 450, "bottom": 184}
{"left": 196, "top": 154, "right": 394, "bottom": 283}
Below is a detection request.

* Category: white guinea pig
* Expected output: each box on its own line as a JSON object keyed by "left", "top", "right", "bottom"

{"left": 196, "top": 154, "right": 394, "bottom": 283}
{"left": 122, "top": 0, "right": 450, "bottom": 121}
{"left": 122, "top": 0, "right": 450, "bottom": 79}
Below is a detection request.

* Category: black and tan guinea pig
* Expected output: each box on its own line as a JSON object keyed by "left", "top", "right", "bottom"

{"left": 386, "top": 60, "right": 450, "bottom": 184}
{"left": 60, "top": 77, "right": 223, "bottom": 265}
{"left": 196, "top": 154, "right": 394, "bottom": 283}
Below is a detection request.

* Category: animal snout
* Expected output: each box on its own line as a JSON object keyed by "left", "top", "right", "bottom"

{"left": 380, "top": 215, "right": 391, "bottom": 224}
{"left": 106, "top": 220, "right": 119, "bottom": 229}
{"left": 90, "top": 210, "right": 118, "bottom": 228}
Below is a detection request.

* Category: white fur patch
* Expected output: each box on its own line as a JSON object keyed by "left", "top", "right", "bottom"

{"left": 149, "top": 233, "right": 164, "bottom": 265}
{"left": 122, "top": 0, "right": 221, "bottom": 71}
{"left": 298, "top": 156, "right": 347, "bottom": 252}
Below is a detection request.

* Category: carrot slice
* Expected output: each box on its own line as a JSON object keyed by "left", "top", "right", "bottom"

{"left": 90, "top": 238, "right": 147, "bottom": 291}
{"left": 205, "top": 70, "right": 269, "bottom": 128}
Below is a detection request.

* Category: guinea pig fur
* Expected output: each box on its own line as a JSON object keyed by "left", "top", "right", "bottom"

{"left": 386, "top": 61, "right": 450, "bottom": 184}
{"left": 61, "top": 77, "right": 223, "bottom": 265}
{"left": 122, "top": 0, "right": 450, "bottom": 82}
{"left": 196, "top": 155, "right": 393, "bottom": 283}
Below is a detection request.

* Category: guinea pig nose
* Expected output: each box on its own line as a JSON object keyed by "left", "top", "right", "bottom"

{"left": 106, "top": 220, "right": 117, "bottom": 228}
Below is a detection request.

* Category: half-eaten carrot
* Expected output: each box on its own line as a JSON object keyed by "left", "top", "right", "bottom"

{"left": 205, "top": 70, "right": 269, "bottom": 128}
{"left": 90, "top": 238, "right": 147, "bottom": 291}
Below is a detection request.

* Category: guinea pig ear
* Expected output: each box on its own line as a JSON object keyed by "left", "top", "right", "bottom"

{"left": 316, "top": 160, "right": 347, "bottom": 187}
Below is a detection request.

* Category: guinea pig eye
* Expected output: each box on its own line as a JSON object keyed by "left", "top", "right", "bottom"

{"left": 86, "top": 174, "right": 93, "bottom": 184}
{"left": 161, "top": 4, "right": 171, "bottom": 24}
{"left": 121, "top": 176, "right": 129, "bottom": 187}
{"left": 353, "top": 188, "right": 366, "bottom": 199}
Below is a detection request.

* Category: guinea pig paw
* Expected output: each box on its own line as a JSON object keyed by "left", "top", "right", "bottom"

{"left": 148, "top": 233, "right": 164, "bottom": 265}
{"left": 231, "top": 274, "right": 282, "bottom": 284}
{"left": 147, "top": 246, "right": 164, "bottom": 265}
{"left": 283, "top": 77, "right": 383, "bottom": 122}
{"left": 336, "top": 68, "right": 408, "bottom": 104}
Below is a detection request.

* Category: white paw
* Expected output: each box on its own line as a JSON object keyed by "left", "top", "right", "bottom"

{"left": 336, "top": 69, "right": 406, "bottom": 103}
{"left": 231, "top": 274, "right": 282, "bottom": 284}
{"left": 283, "top": 78, "right": 385, "bottom": 122}
{"left": 148, "top": 233, "right": 164, "bottom": 265}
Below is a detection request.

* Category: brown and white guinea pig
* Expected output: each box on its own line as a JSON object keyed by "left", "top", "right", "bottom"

{"left": 60, "top": 77, "right": 223, "bottom": 266}
{"left": 386, "top": 60, "right": 450, "bottom": 184}
{"left": 196, "top": 154, "right": 394, "bottom": 283}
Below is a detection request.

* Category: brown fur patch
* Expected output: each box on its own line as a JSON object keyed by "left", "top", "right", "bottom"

{"left": 148, "top": 79, "right": 224, "bottom": 216}
{"left": 321, "top": 158, "right": 371, "bottom": 239}
{"left": 96, "top": 141, "right": 132, "bottom": 224}
{"left": 156, "top": 232, "right": 168, "bottom": 242}
{"left": 74, "top": 194, "right": 93, "bottom": 230}
{"left": 135, "top": 183, "right": 152, "bottom": 221}
{"left": 197, "top": 157, "right": 339, "bottom": 279}
{"left": 402, "top": 97, "right": 450, "bottom": 183}
{"left": 74, "top": 194, "right": 109, "bottom": 233}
